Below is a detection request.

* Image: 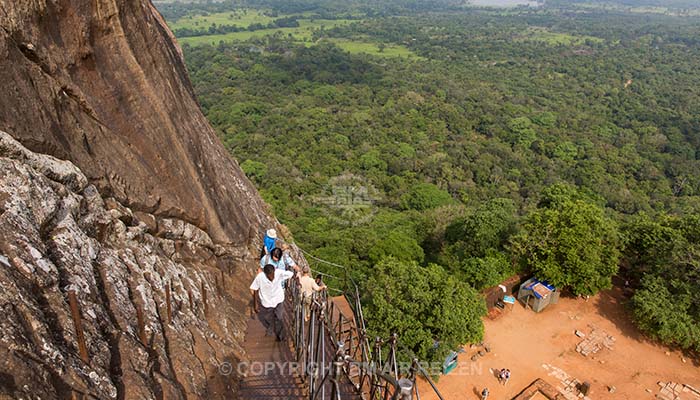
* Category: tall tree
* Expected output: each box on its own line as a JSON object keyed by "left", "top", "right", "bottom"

{"left": 623, "top": 214, "right": 700, "bottom": 352}
{"left": 363, "top": 257, "right": 486, "bottom": 363}
{"left": 512, "top": 187, "right": 621, "bottom": 295}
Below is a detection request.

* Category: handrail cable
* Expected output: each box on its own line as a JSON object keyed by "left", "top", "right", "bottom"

{"left": 273, "top": 240, "right": 444, "bottom": 399}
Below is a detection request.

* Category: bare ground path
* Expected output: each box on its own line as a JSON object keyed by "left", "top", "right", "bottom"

{"left": 418, "top": 286, "right": 700, "bottom": 400}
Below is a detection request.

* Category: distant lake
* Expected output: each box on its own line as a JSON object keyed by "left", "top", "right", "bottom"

{"left": 469, "top": 0, "right": 542, "bottom": 7}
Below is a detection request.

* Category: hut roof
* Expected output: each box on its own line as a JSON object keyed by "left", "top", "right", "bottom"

{"left": 523, "top": 278, "right": 555, "bottom": 299}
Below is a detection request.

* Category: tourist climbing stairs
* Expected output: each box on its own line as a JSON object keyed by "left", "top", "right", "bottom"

{"left": 240, "top": 243, "right": 445, "bottom": 400}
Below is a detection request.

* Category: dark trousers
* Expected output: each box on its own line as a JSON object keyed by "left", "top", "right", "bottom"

{"left": 259, "top": 302, "right": 284, "bottom": 340}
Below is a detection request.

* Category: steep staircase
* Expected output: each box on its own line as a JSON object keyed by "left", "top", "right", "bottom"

{"left": 239, "top": 243, "right": 444, "bottom": 400}
{"left": 239, "top": 294, "right": 363, "bottom": 399}
{"left": 239, "top": 302, "right": 305, "bottom": 399}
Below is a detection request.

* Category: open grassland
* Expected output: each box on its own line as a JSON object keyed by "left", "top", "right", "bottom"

{"left": 327, "top": 39, "right": 422, "bottom": 58}
{"left": 177, "top": 19, "right": 355, "bottom": 45}
{"left": 172, "top": 12, "right": 421, "bottom": 58}
{"left": 180, "top": 32, "right": 421, "bottom": 59}
{"left": 169, "top": 9, "right": 276, "bottom": 30}
{"left": 629, "top": 6, "right": 700, "bottom": 16}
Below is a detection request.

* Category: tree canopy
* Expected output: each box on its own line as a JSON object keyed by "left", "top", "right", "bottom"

{"left": 363, "top": 258, "right": 486, "bottom": 362}
{"left": 160, "top": 0, "right": 700, "bottom": 356}
{"left": 623, "top": 214, "right": 700, "bottom": 351}
{"left": 512, "top": 188, "right": 621, "bottom": 295}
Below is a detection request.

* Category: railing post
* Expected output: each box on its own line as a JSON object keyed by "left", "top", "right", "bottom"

{"left": 383, "top": 333, "right": 399, "bottom": 379}
{"left": 330, "top": 344, "right": 346, "bottom": 400}
{"left": 370, "top": 337, "right": 383, "bottom": 399}
{"left": 307, "top": 303, "right": 316, "bottom": 396}
{"left": 320, "top": 307, "right": 326, "bottom": 400}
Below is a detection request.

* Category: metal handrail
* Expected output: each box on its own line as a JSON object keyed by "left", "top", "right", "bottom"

{"left": 281, "top": 243, "right": 444, "bottom": 400}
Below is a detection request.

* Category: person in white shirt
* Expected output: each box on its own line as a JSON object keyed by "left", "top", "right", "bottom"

{"left": 299, "top": 266, "right": 326, "bottom": 321}
{"left": 250, "top": 263, "right": 297, "bottom": 341}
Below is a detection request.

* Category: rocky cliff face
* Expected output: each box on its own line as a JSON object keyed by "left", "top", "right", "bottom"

{"left": 0, "top": 132, "right": 255, "bottom": 398}
{"left": 0, "top": 0, "right": 270, "bottom": 245}
{"left": 0, "top": 0, "right": 284, "bottom": 398}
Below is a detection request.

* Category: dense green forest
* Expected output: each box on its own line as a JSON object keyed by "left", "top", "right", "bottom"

{"left": 160, "top": 0, "right": 700, "bottom": 362}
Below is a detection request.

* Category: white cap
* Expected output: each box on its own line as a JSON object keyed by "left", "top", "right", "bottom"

{"left": 266, "top": 228, "right": 277, "bottom": 239}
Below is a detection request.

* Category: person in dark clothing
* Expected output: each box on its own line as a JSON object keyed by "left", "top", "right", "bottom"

{"left": 481, "top": 387, "right": 489, "bottom": 400}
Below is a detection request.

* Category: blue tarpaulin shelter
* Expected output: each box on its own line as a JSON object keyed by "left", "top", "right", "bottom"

{"left": 517, "top": 277, "right": 559, "bottom": 312}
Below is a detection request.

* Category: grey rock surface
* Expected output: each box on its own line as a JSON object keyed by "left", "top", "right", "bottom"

{"left": 0, "top": 132, "right": 258, "bottom": 398}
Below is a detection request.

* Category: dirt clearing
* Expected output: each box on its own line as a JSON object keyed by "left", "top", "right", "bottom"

{"left": 418, "top": 286, "right": 700, "bottom": 399}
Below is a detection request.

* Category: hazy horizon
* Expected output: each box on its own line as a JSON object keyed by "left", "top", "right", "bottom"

{"left": 469, "top": 0, "right": 542, "bottom": 7}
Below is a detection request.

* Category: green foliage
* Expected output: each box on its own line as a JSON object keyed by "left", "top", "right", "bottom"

{"left": 368, "top": 230, "right": 425, "bottom": 264}
{"left": 240, "top": 159, "right": 268, "bottom": 183}
{"left": 532, "top": 112, "right": 557, "bottom": 127}
{"left": 622, "top": 213, "right": 700, "bottom": 352}
{"left": 538, "top": 183, "right": 604, "bottom": 209}
{"left": 506, "top": 117, "right": 537, "bottom": 147}
{"left": 445, "top": 198, "right": 517, "bottom": 256}
{"left": 459, "top": 250, "right": 513, "bottom": 290}
{"left": 363, "top": 258, "right": 487, "bottom": 363}
{"left": 512, "top": 188, "right": 621, "bottom": 295}
{"left": 439, "top": 199, "right": 518, "bottom": 289}
{"left": 359, "top": 150, "right": 388, "bottom": 171}
{"left": 400, "top": 183, "right": 453, "bottom": 211}
{"left": 621, "top": 214, "right": 684, "bottom": 275}
{"left": 171, "top": 0, "right": 700, "bottom": 356}
{"left": 631, "top": 276, "right": 700, "bottom": 352}
{"left": 552, "top": 141, "right": 578, "bottom": 163}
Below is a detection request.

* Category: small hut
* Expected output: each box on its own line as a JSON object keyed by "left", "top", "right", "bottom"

{"left": 517, "top": 278, "right": 559, "bottom": 313}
